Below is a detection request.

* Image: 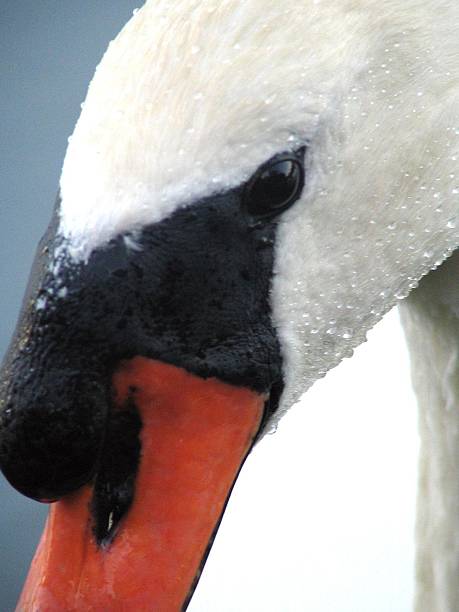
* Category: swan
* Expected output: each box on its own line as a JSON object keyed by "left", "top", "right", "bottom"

{"left": 0, "top": 1, "right": 457, "bottom": 610}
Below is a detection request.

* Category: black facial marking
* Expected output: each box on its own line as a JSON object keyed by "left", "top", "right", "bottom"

{"left": 91, "top": 394, "right": 142, "bottom": 547}
{"left": 255, "top": 379, "right": 284, "bottom": 442}
{"left": 0, "top": 148, "right": 306, "bottom": 528}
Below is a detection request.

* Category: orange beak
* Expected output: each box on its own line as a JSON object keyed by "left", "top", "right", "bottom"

{"left": 18, "top": 357, "right": 265, "bottom": 611}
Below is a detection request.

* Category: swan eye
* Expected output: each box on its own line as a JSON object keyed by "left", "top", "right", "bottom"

{"left": 244, "top": 153, "right": 304, "bottom": 218}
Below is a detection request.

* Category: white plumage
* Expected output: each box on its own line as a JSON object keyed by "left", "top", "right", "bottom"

{"left": 60, "top": 0, "right": 458, "bottom": 421}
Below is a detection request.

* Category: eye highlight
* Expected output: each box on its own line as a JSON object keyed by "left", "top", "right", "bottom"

{"left": 244, "top": 150, "right": 305, "bottom": 219}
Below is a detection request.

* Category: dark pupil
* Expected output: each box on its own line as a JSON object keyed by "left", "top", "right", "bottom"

{"left": 247, "top": 160, "right": 301, "bottom": 216}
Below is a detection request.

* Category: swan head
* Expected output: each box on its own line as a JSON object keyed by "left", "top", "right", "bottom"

{"left": 0, "top": 1, "right": 458, "bottom": 608}
{"left": 60, "top": 0, "right": 458, "bottom": 415}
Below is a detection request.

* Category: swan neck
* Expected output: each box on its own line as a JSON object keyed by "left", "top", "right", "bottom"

{"left": 400, "top": 249, "right": 459, "bottom": 612}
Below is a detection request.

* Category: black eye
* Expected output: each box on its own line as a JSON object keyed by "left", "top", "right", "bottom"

{"left": 244, "top": 153, "right": 304, "bottom": 218}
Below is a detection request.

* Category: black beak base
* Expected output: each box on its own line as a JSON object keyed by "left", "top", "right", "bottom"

{"left": 0, "top": 184, "right": 284, "bottom": 503}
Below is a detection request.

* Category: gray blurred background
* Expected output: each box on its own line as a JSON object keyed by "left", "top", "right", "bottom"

{"left": 0, "top": 3, "right": 138, "bottom": 607}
